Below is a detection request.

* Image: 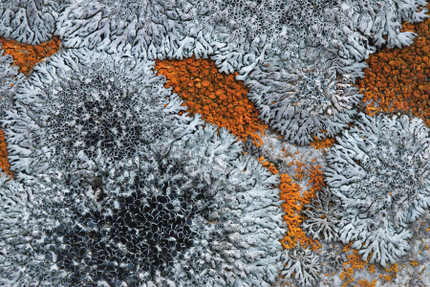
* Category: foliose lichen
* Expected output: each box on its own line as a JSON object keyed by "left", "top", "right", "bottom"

{"left": 326, "top": 113, "right": 430, "bottom": 266}
{"left": 3, "top": 49, "right": 168, "bottom": 181}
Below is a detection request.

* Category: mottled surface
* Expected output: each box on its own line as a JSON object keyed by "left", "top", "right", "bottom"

{"left": 1, "top": 0, "right": 430, "bottom": 286}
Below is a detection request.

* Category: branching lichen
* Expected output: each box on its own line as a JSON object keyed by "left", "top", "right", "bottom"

{"left": 0, "top": 120, "right": 285, "bottom": 286}
{"left": 3, "top": 49, "right": 168, "bottom": 180}
{"left": 326, "top": 113, "right": 430, "bottom": 266}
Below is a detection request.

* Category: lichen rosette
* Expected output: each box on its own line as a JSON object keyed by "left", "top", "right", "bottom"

{"left": 3, "top": 48, "right": 168, "bottom": 181}
{"left": 0, "top": 122, "right": 285, "bottom": 286}
{"left": 326, "top": 113, "right": 430, "bottom": 266}
{"left": 247, "top": 67, "right": 362, "bottom": 145}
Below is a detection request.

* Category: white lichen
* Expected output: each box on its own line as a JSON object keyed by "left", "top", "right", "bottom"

{"left": 326, "top": 113, "right": 430, "bottom": 266}
{"left": 0, "top": 0, "right": 61, "bottom": 45}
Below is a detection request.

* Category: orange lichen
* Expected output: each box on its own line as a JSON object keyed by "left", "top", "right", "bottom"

{"left": 355, "top": 5, "right": 430, "bottom": 126}
{"left": 380, "top": 263, "right": 399, "bottom": 283}
{"left": 368, "top": 264, "right": 376, "bottom": 274}
{"left": 340, "top": 243, "right": 401, "bottom": 286}
{"left": 310, "top": 136, "right": 335, "bottom": 150}
{"left": 258, "top": 156, "right": 279, "bottom": 174}
{"left": 0, "top": 37, "right": 61, "bottom": 75}
{"left": 279, "top": 166, "right": 323, "bottom": 251}
{"left": 279, "top": 173, "right": 310, "bottom": 249}
{"left": 356, "top": 279, "right": 377, "bottom": 287}
{"left": 288, "top": 160, "right": 307, "bottom": 181}
{"left": 155, "top": 56, "right": 267, "bottom": 146}
{"left": 380, "top": 263, "right": 398, "bottom": 282}
{"left": 0, "top": 130, "right": 12, "bottom": 177}
{"left": 385, "top": 263, "right": 398, "bottom": 274}
{"left": 302, "top": 164, "right": 325, "bottom": 204}
{"left": 343, "top": 242, "right": 353, "bottom": 252}
{"left": 378, "top": 274, "right": 392, "bottom": 282}
{"left": 340, "top": 249, "right": 371, "bottom": 287}
{"left": 410, "top": 260, "right": 419, "bottom": 266}
{"left": 281, "top": 145, "right": 296, "bottom": 158}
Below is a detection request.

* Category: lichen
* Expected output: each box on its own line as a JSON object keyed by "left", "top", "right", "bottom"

{"left": 3, "top": 49, "right": 168, "bottom": 181}
{"left": 155, "top": 56, "right": 267, "bottom": 146}
{"left": 356, "top": 4, "right": 430, "bottom": 126}
{"left": 2, "top": 0, "right": 430, "bottom": 286}
{"left": 279, "top": 167, "right": 323, "bottom": 251}
{"left": 281, "top": 246, "right": 322, "bottom": 287}
{"left": 0, "top": 130, "right": 11, "bottom": 177}
{"left": 0, "top": 0, "right": 61, "bottom": 45}
{"left": 0, "top": 36, "right": 60, "bottom": 75}
{"left": 302, "top": 187, "right": 342, "bottom": 242}
{"left": 247, "top": 68, "right": 362, "bottom": 145}
{"left": 0, "top": 121, "right": 285, "bottom": 286}
{"left": 326, "top": 113, "right": 430, "bottom": 266}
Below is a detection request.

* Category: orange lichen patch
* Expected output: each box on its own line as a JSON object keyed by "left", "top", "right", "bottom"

{"left": 302, "top": 164, "right": 325, "bottom": 204}
{"left": 368, "top": 264, "right": 376, "bottom": 274}
{"left": 258, "top": 156, "right": 279, "bottom": 174}
{"left": 279, "top": 170, "right": 322, "bottom": 251}
{"left": 340, "top": 249, "right": 372, "bottom": 287}
{"left": 256, "top": 147, "right": 323, "bottom": 251}
{"left": 310, "top": 136, "right": 335, "bottom": 150}
{"left": 340, "top": 243, "right": 400, "bottom": 287}
{"left": 0, "top": 37, "right": 61, "bottom": 75}
{"left": 410, "top": 260, "right": 419, "bottom": 266}
{"left": 355, "top": 7, "right": 430, "bottom": 126}
{"left": 382, "top": 263, "right": 399, "bottom": 282}
{"left": 356, "top": 279, "right": 377, "bottom": 287}
{"left": 378, "top": 274, "right": 392, "bottom": 282}
{"left": 343, "top": 242, "right": 353, "bottom": 252}
{"left": 386, "top": 263, "right": 399, "bottom": 273}
{"left": 0, "top": 130, "right": 12, "bottom": 177}
{"left": 288, "top": 160, "right": 307, "bottom": 181}
{"left": 155, "top": 56, "right": 267, "bottom": 146}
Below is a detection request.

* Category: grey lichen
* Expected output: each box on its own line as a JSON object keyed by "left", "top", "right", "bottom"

{"left": 326, "top": 113, "right": 430, "bottom": 266}
{"left": 3, "top": 49, "right": 168, "bottom": 180}
{"left": 281, "top": 246, "right": 322, "bottom": 287}
{"left": 246, "top": 68, "right": 362, "bottom": 145}
{"left": 302, "top": 187, "right": 342, "bottom": 242}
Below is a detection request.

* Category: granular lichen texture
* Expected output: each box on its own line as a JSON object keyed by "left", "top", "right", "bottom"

{"left": 155, "top": 56, "right": 267, "bottom": 146}
{"left": 279, "top": 166, "right": 323, "bottom": 251}
{"left": 356, "top": 8, "right": 430, "bottom": 126}
{"left": 0, "top": 36, "right": 60, "bottom": 75}
{"left": 310, "top": 136, "right": 335, "bottom": 150}
{"left": 0, "top": 130, "right": 11, "bottom": 177}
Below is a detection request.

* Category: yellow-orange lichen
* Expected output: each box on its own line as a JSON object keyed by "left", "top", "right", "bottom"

{"left": 410, "top": 260, "right": 419, "bottom": 266}
{"left": 340, "top": 249, "right": 372, "bottom": 287}
{"left": 0, "top": 130, "right": 12, "bottom": 177}
{"left": 302, "top": 164, "right": 325, "bottom": 204}
{"left": 339, "top": 243, "right": 400, "bottom": 287}
{"left": 310, "top": 136, "right": 335, "bottom": 150}
{"left": 0, "top": 37, "right": 61, "bottom": 75}
{"left": 258, "top": 156, "right": 279, "bottom": 174}
{"left": 155, "top": 56, "right": 267, "bottom": 146}
{"left": 356, "top": 279, "right": 377, "bottom": 287}
{"left": 256, "top": 153, "right": 322, "bottom": 251}
{"left": 279, "top": 166, "right": 323, "bottom": 251}
{"left": 288, "top": 160, "right": 307, "bottom": 181}
{"left": 356, "top": 5, "right": 430, "bottom": 126}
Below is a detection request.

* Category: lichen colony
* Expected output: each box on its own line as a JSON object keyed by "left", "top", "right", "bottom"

{"left": 1, "top": 0, "right": 430, "bottom": 286}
